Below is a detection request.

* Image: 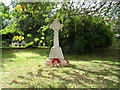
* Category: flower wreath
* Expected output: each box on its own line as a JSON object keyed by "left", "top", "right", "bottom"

{"left": 50, "top": 58, "right": 70, "bottom": 64}
{"left": 50, "top": 58, "right": 61, "bottom": 64}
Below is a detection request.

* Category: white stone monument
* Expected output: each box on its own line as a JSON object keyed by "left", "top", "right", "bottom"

{"left": 46, "top": 19, "right": 70, "bottom": 66}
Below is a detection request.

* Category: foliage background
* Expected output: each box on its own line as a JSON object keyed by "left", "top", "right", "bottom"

{"left": 0, "top": 1, "right": 119, "bottom": 53}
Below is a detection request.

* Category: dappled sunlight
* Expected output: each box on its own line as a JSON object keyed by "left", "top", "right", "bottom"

{"left": 1, "top": 49, "right": 120, "bottom": 88}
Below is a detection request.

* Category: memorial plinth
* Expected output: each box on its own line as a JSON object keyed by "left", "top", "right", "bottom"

{"left": 46, "top": 19, "right": 70, "bottom": 66}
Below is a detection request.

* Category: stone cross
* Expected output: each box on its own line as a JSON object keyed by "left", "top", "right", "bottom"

{"left": 50, "top": 19, "right": 62, "bottom": 47}
{"left": 48, "top": 19, "right": 64, "bottom": 59}
{"left": 46, "top": 19, "right": 70, "bottom": 66}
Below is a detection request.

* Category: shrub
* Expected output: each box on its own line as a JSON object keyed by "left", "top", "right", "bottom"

{"left": 47, "top": 15, "right": 114, "bottom": 53}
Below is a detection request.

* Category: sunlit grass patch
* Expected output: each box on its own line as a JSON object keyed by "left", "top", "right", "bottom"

{"left": 14, "top": 52, "right": 40, "bottom": 57}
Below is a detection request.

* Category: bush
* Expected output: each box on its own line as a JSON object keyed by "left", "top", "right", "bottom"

{"left": 47, "top": 15, "right": 114, "bottom": 54}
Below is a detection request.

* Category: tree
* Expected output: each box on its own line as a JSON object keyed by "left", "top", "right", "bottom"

{"left": 0, "top": 1, "right": 118, "bottom": 51}
{"left": 46, "top": 1, "right": 116, "bottom": 53}
{"left": 0, "top": 2, "right": 10, "bottom": 29}
{"left": 0, "top": 2, "right": 55, "bottom": 47}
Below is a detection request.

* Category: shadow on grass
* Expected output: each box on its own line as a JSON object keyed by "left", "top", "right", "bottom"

{"left": 2, "top": 48, "right": 119, "bottom": 63}
{"left": 2, "top": 48, "right": 120, "bottom": 88}
{"left": 2, "top": 49, "right": 17, "bottom": 63}
{"left": 11, "top": 64, "right": 119, "bottom": 88}
{"left": 70, "top": 64, "right": 119, "bottom": 88}
{"left": 65, "top": 47, "right": 119, "bottom": 62}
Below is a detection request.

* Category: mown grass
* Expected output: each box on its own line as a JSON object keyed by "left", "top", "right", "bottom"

{"left": 1, "top": 48, "right": 120, "bottom": 88}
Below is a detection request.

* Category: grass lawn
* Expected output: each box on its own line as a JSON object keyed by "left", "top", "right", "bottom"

{"left": 1, "top": 48, "right": 120, "bottom": 88}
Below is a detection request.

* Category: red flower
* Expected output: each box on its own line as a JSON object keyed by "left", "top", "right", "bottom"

{"left": 50, "top": 58, "right": 61, "bottom": 64}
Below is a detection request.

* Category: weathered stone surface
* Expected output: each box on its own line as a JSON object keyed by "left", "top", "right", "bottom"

{"left": 49, "top": 47, "right": 64, "bottom": 59}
